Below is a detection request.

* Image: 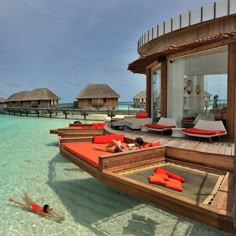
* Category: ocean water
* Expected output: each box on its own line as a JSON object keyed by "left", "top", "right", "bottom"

{"left": 0, "top": 114, "right": 233, "bottom": 236}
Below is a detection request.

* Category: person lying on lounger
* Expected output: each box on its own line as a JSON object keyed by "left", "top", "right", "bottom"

{"left": 94, "top": 137, "right": 144, "bottom": 153}
{"left": 9, "top": 192, "right": 65, "bottom": 222}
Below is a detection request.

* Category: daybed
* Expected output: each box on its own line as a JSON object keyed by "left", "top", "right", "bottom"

{"left": 182, "top": 120, "right": 227, "bottom": 142}
{"left": 59, "top": 137, "right": 235, "bottom": 233}
{"left": 69, "top": 122, "right": 105, "bottom": 128}
{"left": 50, "top": 122, "right": 106, "bottom": 138}
{"left": 144, "top": 117, "right": 177, "bottom": 134}
{"left": 60, "top": 133, "right": 161, "bottom": 167}
{"left": 124, "top": 112, "right": 152, "bottom": 130}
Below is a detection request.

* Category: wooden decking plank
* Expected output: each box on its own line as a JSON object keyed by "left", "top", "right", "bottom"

{"left": 196, "top": 142, "right": 209, "bottom": 152}
{"left": 194, "top": 142, "right": 207, "bottom": 152}
{"left": 223, "top": 145, "right": 231, "bottom": 155}
{"left": 187, "top": 140, "right": 201, "bottom": 151}
{"left": 167, "top": 139, "right": 183, "bottom": 148}
{"left": 231, "top": 143, "right": 235, "bottom": 156}
{"left": 220, "top": 172, "right": 234, "bottom": 192}
{"left": 105, "top": 124, "right": 234, "bottom": 157}
{"left": 206, "top": 142, "right": 220, "bottom": 154}
{"left": 211, "top": 172, "right": 235, "bottom": 211}
{"left": 217, "top": 142, "right": 227, "bottom": 155}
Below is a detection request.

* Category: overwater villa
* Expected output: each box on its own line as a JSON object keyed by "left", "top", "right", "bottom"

{"left": 0, "top": 97, "right": 6, "bottom": 108}
{"left": 57, "top": 0, "right": 236, "bottom": 233}
{"left": 76, "top": 84, "right": 120, "bottom": 109}
{"left": 133, "top": 90, "right": 146, "bottom": 108}
{"left": 6, "top": 88, "right": 60, "bottom": 108}
{"left": 128, "top": 0, "right": 236, "bottom": 141}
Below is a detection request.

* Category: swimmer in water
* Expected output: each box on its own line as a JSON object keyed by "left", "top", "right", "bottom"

{"left": 9, "top": 192, "right": 64, "bottom": 222}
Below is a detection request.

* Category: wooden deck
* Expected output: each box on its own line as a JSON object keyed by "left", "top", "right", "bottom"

{"left": 105, "top": 124, "right": 235, "bottom": 156}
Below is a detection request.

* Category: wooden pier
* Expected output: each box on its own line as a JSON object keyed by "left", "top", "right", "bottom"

{"left": 0, "top": 107, "right": 139, "bottom": 119}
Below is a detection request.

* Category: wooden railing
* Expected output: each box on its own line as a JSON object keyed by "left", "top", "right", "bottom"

{"left": 138, "top": 0, "right": 236, "bottom": 48}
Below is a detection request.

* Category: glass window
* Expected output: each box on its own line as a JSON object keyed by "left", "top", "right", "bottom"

{"left": 168, "top": 46, "right": 228, "bottom": 127}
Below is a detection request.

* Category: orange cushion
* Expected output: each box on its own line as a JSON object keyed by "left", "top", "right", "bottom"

{"left": 93, "top": 134, "right": 124, "bottom": 144}
{"left": 155, "top": 167, "right": 186, "bottom": 183}
{"left": 151, "top": 141, "right": 161, "bottom": 147}
{"left": 152, "top": 173, "right": 169, "bottom": 181}
{"left": 165, "top": 181, "right": 183, "bottom": 191}
{"left": 183, "top": 128, "right": 225, "bottom": 135}
{"left": 155, "top": 167, "right": 168, "bottom": 174}
{"left": 167, "top": 178, "right": 182, "bottom": 185}
{"left": 63, "top": 143, "right": 110, "bottom": 167}
{"left": 91, "top": 122, "right": 105, "bottom": 128}
{"left": 145, "top": 124, "right": 176, "bottom": 129}
{"left": 69, "top": 124, "right": 92, "bottom": 128}
{"left": 143, "top": 143, "right": 152, "bottom": 148}
{"left": 135, "top": 112, "right": 148, "bottom": 118}
{"left": 149, "top": 175, "right": 167, "bottom": 185}
{"left": 63, "top": 142, "right": 128, "bottom": 168}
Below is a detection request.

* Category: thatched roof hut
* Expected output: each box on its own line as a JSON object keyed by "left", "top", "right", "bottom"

{"left": 133, "top": 90, "right": 146, "bottom": 108}
{"left": 0, "top": 97, "right": 6, "bottom": 103}
{"left": 6, "top": 88, "right": 60, "bottom": 108}
{"left": 133, "top": 90, "right": 146, "bottom": 100}
{"left": 76, "top": 84, "right": 120, "bottom": 108}
{"left": 6, "top": 91, "right": 31, "bottom": 102}
{"left": 21, "top": 88, "right": 60, "bottom": 101}
{"left": 0, "top": 97, "right": 6, "bottom": 107}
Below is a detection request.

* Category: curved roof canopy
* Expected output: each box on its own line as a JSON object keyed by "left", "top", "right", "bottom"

{"left": 128, "top": 32, "right": 233, "bottom": 74}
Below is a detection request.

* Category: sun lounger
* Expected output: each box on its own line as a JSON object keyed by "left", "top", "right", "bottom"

{"left": 144, "top": 117, "right": 177, "bottom": 134}
{"left": 124, "top": 112, "right": 152, "bottom": 130}
{"left": 182, "top": 120, "right": 227, "bottom": 142}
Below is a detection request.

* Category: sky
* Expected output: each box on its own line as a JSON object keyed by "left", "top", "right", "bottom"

{"left": 0, "top": 0, "right": 216, "bottom": 103}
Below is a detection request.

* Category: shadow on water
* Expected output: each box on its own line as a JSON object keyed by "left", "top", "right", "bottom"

{"left": 47, "top": 155, "right": 234, "bottom": 236}
{"left": 46, "top": 142, "right": 59, "bottom": 147}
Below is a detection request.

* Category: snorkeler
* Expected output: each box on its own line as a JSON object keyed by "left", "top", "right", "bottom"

{"left": 9, "top": 192, "right": 64, "bottom": 222}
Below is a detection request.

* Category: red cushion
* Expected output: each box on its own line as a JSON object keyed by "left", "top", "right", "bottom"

{"left": 165, "top": 181, "right": 183, "bottom": 191}
{"left": 63, "top": 142, "right": 128, "bottom": 167}
{"left": 145, "top": 123, "right": 176, "bottom": 129}
{"left": 93, "top": 134, "right": 124, "bottom": 144}
{"left": 167, "top": 178, "right": 182, "bottom": 185}
{"left": 63, "top": 143, "right": 109, "bottom": 167}
{"left": 155, "top": 167, "right": 186, "bottom": 183}
{"left": 182, "top": 117, "right": 195, "bottom": 122}
{"left": 135, "top": 112, "right": 148, "bottom": 118}
{"left": 152, "top": 173, "right": 169, "bottom": 181}
{"left": 91, "top": 123, "right": 105, "bottom": 128}
{"left": 155, "top": 167, "right": 168, "bottom": 174}
{"left": 143, "top": 143, "right": 152, "bottom": 148}
{"left": 149, "top": 175, "right": 167, "bottom": 185}
{"left": 151, "top": 141, "right": 161, "bottom": 147}
{"left": 69, "top": 124, "right": 92, "bottom": 128}
{"left": 183, "top": 128, "right": 225, "bottom": 135}
{"left": 166, "top": 172, "right": 186, "bottom": 183}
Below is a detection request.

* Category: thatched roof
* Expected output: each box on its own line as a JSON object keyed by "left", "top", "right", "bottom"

{"left": 133, "top": 90, "right": 146, "bottom": 99}
{"left": 76, "top": 84, "right": 120, "bottom": 99}
{"left": 21, "top": 88, "right": 60, "bottom": 101}
{"left": 6, "top": 88, "right": 60, "bottom": 102}
{"left": 6, "top": 91, "right": 31, "bottom": 102}
{"left": 0, "top": 97, "right": 6, "bottom": 103}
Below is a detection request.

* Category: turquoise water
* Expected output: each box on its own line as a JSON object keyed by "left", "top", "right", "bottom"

{"left": 0, "top": 114, "right": 233, "bottom": 236}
